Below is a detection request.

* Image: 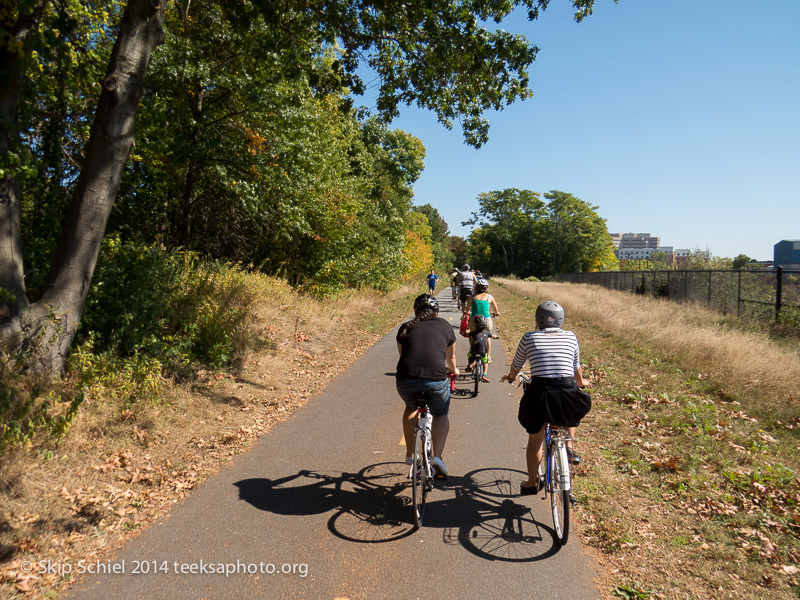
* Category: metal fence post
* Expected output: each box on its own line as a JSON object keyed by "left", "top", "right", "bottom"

{"left": 776, "top": 266, "right": 783, "bottom": 321}
{"left": 737, "top": 270, "right": 742, "bottom": 317}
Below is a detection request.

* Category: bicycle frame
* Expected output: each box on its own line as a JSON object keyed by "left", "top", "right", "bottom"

{"left": 543, "top": 425, "right": 572, "bottom": 493}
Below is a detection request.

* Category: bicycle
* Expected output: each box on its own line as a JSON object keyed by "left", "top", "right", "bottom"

{"left": 517, "top": 372, "right": 575, "bottom": 546}
{"left": 466, "top": 313, "right": 498, "bottom": 397}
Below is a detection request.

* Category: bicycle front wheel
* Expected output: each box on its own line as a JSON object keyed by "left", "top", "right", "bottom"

{"left": 411, "top": 427, "right": 428, "bottom": 528}
{"left": 550, "top": 442, "right": 570, "bottom": 545}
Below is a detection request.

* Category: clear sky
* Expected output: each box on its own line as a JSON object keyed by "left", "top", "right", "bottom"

{"left": 358, "top": 0, "right": 800, "bottom": 262}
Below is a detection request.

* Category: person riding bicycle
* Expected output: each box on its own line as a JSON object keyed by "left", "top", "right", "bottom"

{"left": 466, "top": 315, "right": 498, "bottom": 382}
{"left": 450, "top": 266, "right": 460, "bottom": 300}
{"left": 463, "top": 277, "right": 499, "bottom": 368}
{"left": 396, "top": 294, "right": 459, "bottom": 477}
{"left": 457, "top": 264, "right": 477, "bottom": 312}
{"left": 426, "top": 269, "right": 439, "bottom": 295}
{"left": 501, "top": 301, "right": 591, "bottom": 495}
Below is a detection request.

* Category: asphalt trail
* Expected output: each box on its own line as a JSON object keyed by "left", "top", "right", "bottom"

{"left": 65, "top": 288, "right": 600, "bottom": 599}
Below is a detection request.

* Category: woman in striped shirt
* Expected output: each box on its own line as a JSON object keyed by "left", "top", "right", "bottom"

{"left": 501, "top": 301, "right": 591, "bottom": 495}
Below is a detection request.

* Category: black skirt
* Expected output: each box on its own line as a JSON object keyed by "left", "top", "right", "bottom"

{"left": 518, "top": 376, "right": 592, "bottom": 434}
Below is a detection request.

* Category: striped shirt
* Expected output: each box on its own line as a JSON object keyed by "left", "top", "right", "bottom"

{"left": 511, "top": 328, "right": 581, "bottom": 378}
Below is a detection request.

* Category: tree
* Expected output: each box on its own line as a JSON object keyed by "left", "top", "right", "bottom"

{"left": 1, "top": 0, "right": 166, "bottom": 373}
{"left": 448, "top": 235, "right": 469, "bottom": 268}
{"left": 733, "top": 254, "right": 752, "bottom": 270}
{"left": 463, "top": 188, "right": 545, "bottom": 274}
{"left": 2, "top": 0, "right": 603, "bottom": 375}
{"left": 414, "top": 204, "right": 453, "bottom": 267}
{"left": 546, "top": 190, "right": 616, "bottom": 275}
{"left": 403, "top": 210, "right": 434, "bottom": 277}
{"left": 685, "top": 249, "right": 732, "bottom": 270}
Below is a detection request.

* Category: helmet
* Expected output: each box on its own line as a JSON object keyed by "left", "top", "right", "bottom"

{"left": 473, "top": 315, "right": 488, "bottom": 331}
{"left": 535, "top": 301, "right": 564, "bottom": 329}
{"left": 413, "top": 293, "right": 439, "bottom": 314}
{"left": 462, "top": 264, "right": 471, "bottom": 271}
{"left": 475, "top": 277, "right": 489, "bottom": 293}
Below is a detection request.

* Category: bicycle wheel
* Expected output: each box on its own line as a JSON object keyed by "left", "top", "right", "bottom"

{"left": 550, "top": 442, "right": 570, "bottom": 545}
{"left": 473, "top": 360, "right": 483, "bottom": 396}
{"left": 411, "top": 426, "right": 428, "bottom": 528}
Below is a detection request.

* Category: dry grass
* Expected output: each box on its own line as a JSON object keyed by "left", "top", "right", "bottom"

{"left": 497, "top": 278, "right": 800, "bottom": 421}
{"left": 0, "top": 275, "right": 420, "bottom": 598}
{"left": 492, "top": 278, "right": 800, "bottom": 600}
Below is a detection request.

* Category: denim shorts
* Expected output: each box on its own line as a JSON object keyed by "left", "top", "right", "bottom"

{"left": 396, "top": 378, "right": 451, "bottom": 416}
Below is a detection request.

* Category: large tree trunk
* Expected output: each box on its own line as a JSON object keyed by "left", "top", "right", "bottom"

{"left": 0, "top": 2, "right": 48, "bottom": 331}
{"left": 4, "top": 0, "right": 166, "bottom": 375}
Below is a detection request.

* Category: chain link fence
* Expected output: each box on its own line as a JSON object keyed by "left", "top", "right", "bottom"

{"left": 556, "top": 267, "right": 800, "bottom": 327}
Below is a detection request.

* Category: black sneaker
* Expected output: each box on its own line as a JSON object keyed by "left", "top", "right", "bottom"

{"left": 566, "top": 448, "right": 581, "bottom": 465}
{"left": 520, "top": 479, "right": 543, "bottom": 496}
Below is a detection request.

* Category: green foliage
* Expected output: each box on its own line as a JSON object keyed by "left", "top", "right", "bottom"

{"left": 414, "top": 204, "right": 454, "bottom": 267}
{"left": 78, "top": 236, "right": 255, "bottom": 372}
{"left": 732, "top": 254, "right": 752, "bottom": 270}
{"left": 0, "top": 371, "right": 85, "bottom": 451}
{"left": 464, "top": 188, "right": 616, "bottom": 278}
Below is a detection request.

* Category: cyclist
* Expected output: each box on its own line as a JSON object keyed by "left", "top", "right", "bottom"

{"left": 463, "top": 277, "right": 500, "bottom": 369}
{"left": 466, "top": 315, "right": 498, "bottom": 382}
{"left": 457, "top": 264, "right": 477, "bottom": 312}
{"left": 426, "top": 269, "right": 439, "bottom": 296}
{"left": 450, "top": 266, "right": 460, "bottom": 300}
{"left": 500, "top": 301, "right": 591, "bottom": 495}
{"left": 396, "top": 294, "right": 459, "bottom": 477}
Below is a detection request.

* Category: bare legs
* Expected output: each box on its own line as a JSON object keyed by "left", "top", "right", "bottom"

{"left": 522, "top": 428, "right": 547, "bottom": 488}
{"left": 402, "top": 406, "right": 449, "bottom": 459}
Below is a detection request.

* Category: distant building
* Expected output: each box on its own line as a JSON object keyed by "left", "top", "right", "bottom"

{"left": 617, "top": 246, "right": 673, "bottom": 261}
{"left": 774, "top": 240, "right": 800, "bottom": 269}
{"left": 609, "top": 233, "right": 660, "bottom": 250}
{"left": 611, "top": 233, "right": 666, "bottom": 261}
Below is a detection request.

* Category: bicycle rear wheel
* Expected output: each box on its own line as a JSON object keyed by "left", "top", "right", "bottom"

{"left": 550, "top": 442, "right": 570, "bottom": 545}
{"left": 411, "top": 426, "right": 428, "bottom": 528}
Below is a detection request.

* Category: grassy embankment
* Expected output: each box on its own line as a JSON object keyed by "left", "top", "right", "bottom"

{"left": 492, "top": 278, "right": 800, "bottom": 600}
{"left": 0, "top": 272, "right": 421, "bottom": 598}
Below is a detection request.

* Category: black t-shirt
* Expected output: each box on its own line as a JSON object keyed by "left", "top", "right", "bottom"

{"left": 395, "top": 317, "right": 456, "bottom": 380}
{"left": 469, "top": 330, "right": 492, "bottom": 356}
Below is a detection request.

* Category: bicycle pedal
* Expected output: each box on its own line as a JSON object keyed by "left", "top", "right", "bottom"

{"left": 434, "top": 473, "right": 447, "bottom": 480}
{"left": 569, "top": 493, "right": 578, "bottom": 506}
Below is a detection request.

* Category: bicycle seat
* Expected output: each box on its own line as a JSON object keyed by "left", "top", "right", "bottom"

{"left": 411, "top": 391, "right": 431, "bottom": 409}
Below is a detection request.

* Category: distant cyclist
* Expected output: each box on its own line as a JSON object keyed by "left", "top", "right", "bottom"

{"left": 396, "top": 294, "right": 459, "bottom": 477}
{"left": 450, "top": 266, "right": 460, "bottom": 300}
{"left": 457, "top": 264, "right": 477, "bottom": 312}
{"left": 501, "top": 301, "right": 591, "bottom": 495}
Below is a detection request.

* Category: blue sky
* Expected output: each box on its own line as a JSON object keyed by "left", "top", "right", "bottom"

{"left": 358, "top": 0, "right": 799, "bottom": 262}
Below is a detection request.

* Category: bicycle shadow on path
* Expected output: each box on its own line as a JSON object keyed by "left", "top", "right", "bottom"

{"left": 234, "top": 465, "right": 562, "bottom": 560}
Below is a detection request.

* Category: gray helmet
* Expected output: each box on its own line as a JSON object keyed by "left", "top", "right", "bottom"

{"left": 413, "top": 293, "right": 439, "bottom": 314}
{"left": 475, "top": 277, "right": 489, "bottom": 293}
{"left": 473, "top": 315, "right": 489, "bottom": 331}
{"left": 462, "top": 264, "right": 471, "bottom": 271}
{"left": 535, "top": 301, "right": 564, "bottom": 329}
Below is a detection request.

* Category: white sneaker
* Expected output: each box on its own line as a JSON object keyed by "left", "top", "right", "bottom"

{"left": 431, "top": 456, "right": 448, "bottom": 478}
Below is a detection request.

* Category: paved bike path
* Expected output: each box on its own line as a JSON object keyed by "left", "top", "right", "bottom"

{"left": 65, "top": 289, "right": 600, "bottom": 599}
